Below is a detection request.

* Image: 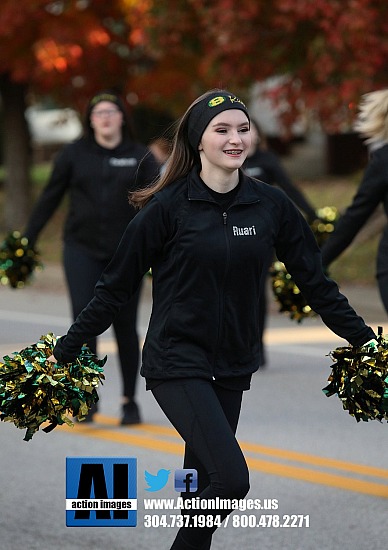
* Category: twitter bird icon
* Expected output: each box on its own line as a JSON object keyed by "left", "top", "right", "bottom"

{"left": 144, "top": 469, "right": 171, "bottom": 492}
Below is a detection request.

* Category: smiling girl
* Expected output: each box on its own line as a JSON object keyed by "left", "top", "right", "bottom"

{"left": 50, "top": 89, "right": 376, "bottom": 549}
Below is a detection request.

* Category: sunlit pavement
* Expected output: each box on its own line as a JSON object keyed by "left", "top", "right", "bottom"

{"left": 1, "top": 266, "right": 387, "bottom": 550}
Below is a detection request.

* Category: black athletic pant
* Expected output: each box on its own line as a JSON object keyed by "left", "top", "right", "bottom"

{"left": 64, "top": 243, "right": 141, "bottom": 399}
{"left": 151, "top": 378, "right": 250, "bottom": 549}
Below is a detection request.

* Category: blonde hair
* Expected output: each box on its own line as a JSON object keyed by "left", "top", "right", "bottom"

{"left": 354, "top": 89, "right": 388, "bottom": 146}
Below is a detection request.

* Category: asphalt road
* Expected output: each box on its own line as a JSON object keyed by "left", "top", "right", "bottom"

{"left": 1, "top": 266, "right": 387, "bottom": 550}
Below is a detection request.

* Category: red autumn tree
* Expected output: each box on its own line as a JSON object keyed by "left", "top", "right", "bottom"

{"left": 2, "top": 0, "right": 388, "bottom": 232}
{"left": 0, "top": 0, "right": 151, "bottom": 229}
{"left": 274, "top": 0, "right": 388, "bottom": 132}
{"left": 132, "top": 0, "right": 388, "bottom": 133}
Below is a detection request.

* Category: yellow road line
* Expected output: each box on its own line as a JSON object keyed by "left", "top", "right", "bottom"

{"left": 93, "top": 415, "right": 388, "bottom": 480}
{"left": 3, "top": 326, "right": 388, "bottom": 499}
{"left": 241, "top": 441, "right": 388, "bottom": 479}
{"left": 62, "top": 424, "right": 183, "bottom": 454}
{"left": 246, "top": 456, "right": 388, "bottom": 499}
{"left": 59, "top": 417, "right": 388, "bottom": 499}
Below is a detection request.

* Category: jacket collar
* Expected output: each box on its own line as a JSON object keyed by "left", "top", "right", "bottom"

{"left": 87, "top": 136, "right": 133, "bottom": 155}
{"left": 187, "top": 167, "right": 261, "bottom": 205}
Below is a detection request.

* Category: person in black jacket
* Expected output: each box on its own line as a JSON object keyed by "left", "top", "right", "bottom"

{"left": 243, "top": 119, "right": 316, "bottom": 221}
{"left": 49, "top": 89, "right": 375, "bottom": 549}
{"left": 24, "top": 90, "right": 159, "bottom": 424}
{"left": 321, "top": 89, "right": 388, "bottom": 315}
{"left": 243, "top": 119, "right": 317, "bottom": 365}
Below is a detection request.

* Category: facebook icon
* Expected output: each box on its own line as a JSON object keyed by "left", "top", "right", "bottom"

{"left": 174, "top": 469, "right": 198, "bottom": 493}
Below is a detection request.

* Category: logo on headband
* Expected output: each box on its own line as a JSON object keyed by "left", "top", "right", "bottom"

{"left": 90, "top": 93, "right": 118, "bottom": 106}
{"left": 208, "top": 96, "right": 226, "bottom": 108}
{"left": 208, "top": 95, "right": 246, "bottom": 108}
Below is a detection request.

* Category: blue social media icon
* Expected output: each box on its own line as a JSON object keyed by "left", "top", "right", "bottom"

{"left": 174, "top": 469, "right": 198, "bottom": 492}
{"left": 144, "top": 469, "right": 171, "bottom": 492}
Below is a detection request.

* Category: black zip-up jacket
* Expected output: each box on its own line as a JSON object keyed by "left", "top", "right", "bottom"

{"left": 54, "top": 168, "right": 375, "bottom": 381}
{"left": 321, "top": 143, "right": 388, "bottom": 279}
{"left": 25, "top": 137, "right": 159, "bottom": 260}
{"left": 243, "top": 149, "right": 316, "bottom": 222}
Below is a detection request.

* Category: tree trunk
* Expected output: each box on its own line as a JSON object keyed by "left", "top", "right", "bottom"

{"left": 0, "top": 73, "right": 32, "bottom": 231}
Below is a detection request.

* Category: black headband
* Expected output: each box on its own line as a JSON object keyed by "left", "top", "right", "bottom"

{"left": 187, "top": 91, "right": 250, "bottom": 151}
{"left": 90, "top": 92, "right": 121, "bottom": 107}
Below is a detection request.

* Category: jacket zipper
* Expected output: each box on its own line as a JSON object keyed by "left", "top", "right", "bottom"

{"left": 212, "top": 209, "right": 230, "bottom": 379}
{"left": 188, "top": 194, "right": 259, "bottom": 379}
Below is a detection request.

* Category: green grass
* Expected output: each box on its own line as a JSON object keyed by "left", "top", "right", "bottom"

{"left": 299, "top": 173, "right": 379, "bottom": 286}
{"left": 30, "top": 163, "right": 52, "bottom": 184}
{"left": 0, "top": 163, "right": 52, "bottom": 186}
{"left": 0, "top": 164, "right": 380, "bottom": 285}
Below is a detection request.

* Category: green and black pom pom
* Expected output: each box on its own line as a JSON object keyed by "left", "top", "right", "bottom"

{"left": 323, "top": 327, "right": 388, "bottom": 422}
{"left": 0, "top": 333, "right": 106, "bottom": 441}
{"left": 270, "top": 206, "right": 339, "bottom": 322}
{"left": 0, "top": 231, "right": 43, "bottom": 288}
{"left": 270, "top": 261, "right": 315, "bottom": 323}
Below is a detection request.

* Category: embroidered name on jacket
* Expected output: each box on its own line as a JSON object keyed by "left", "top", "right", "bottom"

{"left": 244, "top": 167, "right": 263, "bottom": 178}
{"left": 233, "top": 225, "right": 256, "bottom": 236}
{"left": 110, "top": 157, "right": 137, "bottom": 167}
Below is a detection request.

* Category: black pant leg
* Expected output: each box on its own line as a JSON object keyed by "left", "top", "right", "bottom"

{"left": 180, "top": 383, "right": 243, "bottom": 550}
{"left": 112, "top": 283, "right": 142, "bottom": 399}
{"left": 152, "top": 378, "right": 249, "bottom": 549}
{"left": 63, "top": 244, "right": 105, "bottom": 355}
